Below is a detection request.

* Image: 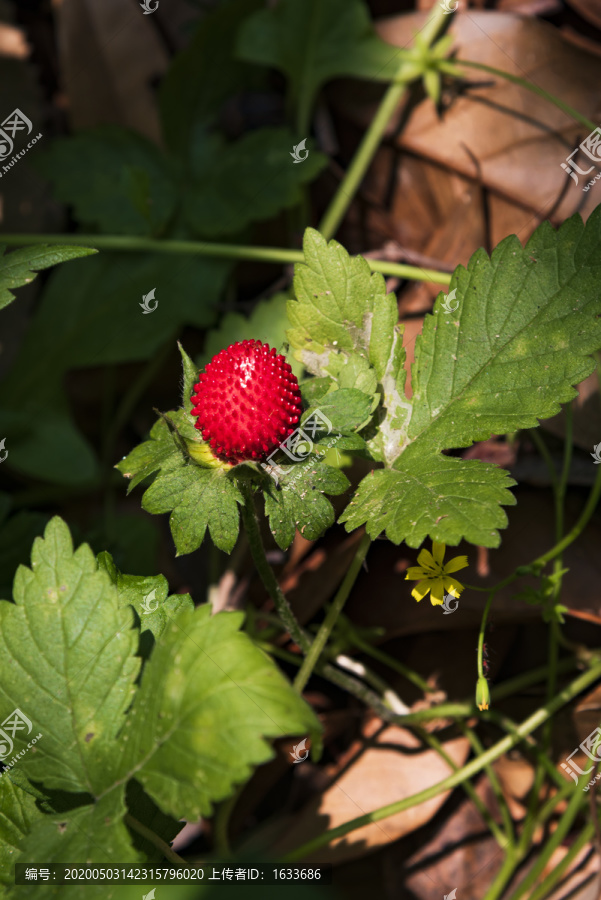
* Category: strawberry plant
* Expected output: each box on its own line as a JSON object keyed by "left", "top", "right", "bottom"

{"left": 2, "top": 1, "right": 601, "bottom": 898}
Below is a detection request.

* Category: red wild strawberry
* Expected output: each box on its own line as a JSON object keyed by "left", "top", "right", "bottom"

{"left": 190, "top": 339, "right": 303, "bottom": 464}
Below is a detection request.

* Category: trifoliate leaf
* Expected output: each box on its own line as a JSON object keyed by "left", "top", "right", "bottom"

{"left": 0, "top": 517, "right": 140, "bottom": 794}
{"left": 263, "top": 459, "right": 350, "bottom": 549}
{"left": 119, "top": 605, "right": 321, "bottom": 820}
{"left": 236, "top": 0, "right": 403, "bottom": 130}
{"left": 0, "top": 244, "right": 97, "bottom": 311}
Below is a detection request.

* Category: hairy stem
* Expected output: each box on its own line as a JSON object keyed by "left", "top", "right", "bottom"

{"left": 125, "top": 814, "right": 187, "bottom": 866}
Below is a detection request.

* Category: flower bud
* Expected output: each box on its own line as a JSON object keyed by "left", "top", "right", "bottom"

{"left": 476, "top": 676, "right": 491, "bottom": 711}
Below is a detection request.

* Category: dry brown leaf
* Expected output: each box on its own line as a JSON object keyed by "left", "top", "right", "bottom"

{"left": 336, "top": 11, "right": 601, "bottom": 226}
{"left": 57, "top": 0, "right": 168, "bottom": 140}
{"left": 268, "top": 717, "right": 469, "bottom": 864}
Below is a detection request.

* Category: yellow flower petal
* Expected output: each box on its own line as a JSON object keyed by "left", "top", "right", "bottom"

{"left": 430, "top": 577, "right": 446, "bottom": 605}
{"left": 405, "top": 566, "right": 430, "bottom": 581}
{"left": 417, "top": 549, "right": 436, "bottom": 571}
{"left": 443, "top": 576, "right": 465, "bottom": 598}
{"left": 444, "top": 555, "right": 469, "bottom": 574}
{"left": 411, "top": 581, "right": 431, "bottom": 602}
{"left": 432, "top": 542, "right": 446, "bottom": 567}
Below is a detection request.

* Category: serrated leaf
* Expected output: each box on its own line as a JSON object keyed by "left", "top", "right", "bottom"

{"left": 35, "top": 128, "right": 177, "bottom": 236}
{"left": 263, "top": 459, "right": 349, "bottom": 549}
{"left": 119, "top": 605, "right": 321, "bottom": 820}
{"left": 0, "top": 518, "right": 140, "bottom": 794}
{"left": 341, "top": 207, "right": 601, "bottom": 546}
{"left": 236, "top": 0, "right": 403, "bottom": 129}
{"left": 0, "top": 776, "right": 43, "bottom": 887}
{"left": 0, "top": 244, "right": 97, "bottom": 311}
{"left": 11, "top": 788, "right": 141, "bottom": 898}
{"left": 98, "top": 551, "right": 193, "bottom": 643}
{"left": 183, "top": 128, "right": 327, "bottom": 238}
{"left": 117, "top": 412, "right": 242, "bottom": 555}
{"left": 304, "top": 388, "right": 375, "bottom": 432}
{"left": 143, "top": 464, "right": 243, "bottom": 555}
{"left": 339, "top": 453, "right": 516, "bottom": 548}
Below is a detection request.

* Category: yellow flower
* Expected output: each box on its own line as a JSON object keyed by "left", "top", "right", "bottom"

{"left": 405, "top": 541, "right": 468, "bottom": 606}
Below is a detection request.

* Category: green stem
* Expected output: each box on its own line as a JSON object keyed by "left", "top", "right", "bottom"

{"left": 526, "top": 823, "right": 595, "bottom": 900}
{"left": 240, "top": 483, "right": 310, "bottom": 654}
{"left": 455, "top": 59, "right": 596, "bottom": 132}
{"left": 318, "top": 5, "right": 448, "bottom": 241}
{"left": 213, "top": 787, "right": 243, "bottom": 858}
{"left": 124, "top": 814, "right": 187, "bottom": 866}
{"left": 0, "top": 233, "right": 451, "bottom": 285}
{"left": 458, "top": 721, "right": 515, "bottom": 848}
{"left": 477, "top": 591, "right": 494, "bottom": 680}
{"left": 281, "top": 658, "right": 601, "bottom": 861}
{"left": 505, "top": 779, "right": 587, "bottom": 900}
{"left": 294, "top": 533, "right": 371, "bottom": 693}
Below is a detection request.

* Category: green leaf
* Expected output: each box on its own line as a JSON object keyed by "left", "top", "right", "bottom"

{"left": 119, "top": 604, "right": 321, "bottom": 820}
{"left": 0, "top": 517, "right": 140, "bottom": 794}
{"left": 12, "top": 788, "right": 141, "bottom": 897}
{"left": 143, "top": 464, "right": 243, "bottom": 555}
{"left": 0, "top": 776, "right": 43, "bottom": 888}
{"left": 117, "top": 414, "right": 243, "bottom": 555}
{"left": 263, "top": 458, "right": 349, "bottom": 550}
{"left": 159, "top": 0, "right": 265, "bottom": 155}
{"left": 303, "top": 388, "right": 375, "bottom": 432}
{"left": 179, "top": 341, "right": 199, "bottom": 413}
{"left": 183, "top": 128, "right": 327, "bottom": 238}
{"left": 339, "top": 454, "right": 516, "bottom": 547}
{"left": 340, "top": 206, "right": 601, "bottom": 546}
{"left": 236, "top": 0, "right": 402, "bottom": 128}
{"left": 0, "top": 244, "right": 97, "bottom": 311}
{"left": 0, "top": 251, "right": 228, "bottom": 485}
{"left": 0, "top": 510, "right": 48, "bottom": 600}
{"left": 98, "top": 551, "right": 193, "bottom": 643}
{"left": 35, "top": 128, "right": 177, "bottom": 236}
{"left": 199, "top": 292, "right": 303, "bottom": 379}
